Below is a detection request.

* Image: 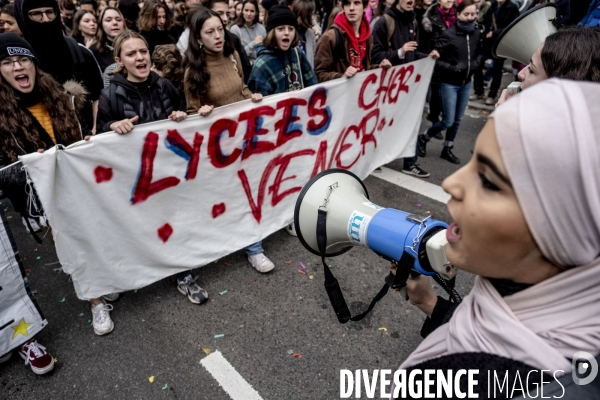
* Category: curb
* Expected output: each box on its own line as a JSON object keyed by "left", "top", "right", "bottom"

{"left": 466, "top": 101, "right": 495, "bottom": 112}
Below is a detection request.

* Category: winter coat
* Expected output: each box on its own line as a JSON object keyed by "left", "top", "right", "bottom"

{"left": 314, "top": 23, "right": 373, "bottom": 82}
{"left": 298, "top": 26, "right": 316, "bottom": 68}
{"left": 89, "top": 41, "right": 115, "bottom": 72}
{"left": 140, "top": 29, "right": 176, "bottom": 56}
{"left": 414, "top": 7, "right": 430, "bottom": 54}
{"left": 433, "top": 23, "right": 484, "bottom": 86}
{"left": 97, "top": 71, "right": 186, "bottom": 133}
{"left": 371, "top": 7, "right": 426, "bottom": 66}
{"left": 247, "top": 45, "right": 317, "bottom": 96}
{"left": 229, "top": 23, "right": 267, "bottom": 63}
{"left": 421, "top": 4, "right": 448, "bottom": 52}
{"left": 489, "top": 0, "right": 520, "bottom": 43}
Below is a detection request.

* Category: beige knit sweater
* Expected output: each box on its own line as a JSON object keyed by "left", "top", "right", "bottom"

{"left": 184, "top": 49, "right": 253, "bottom": 113}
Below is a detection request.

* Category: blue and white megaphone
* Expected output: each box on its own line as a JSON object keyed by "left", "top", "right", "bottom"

{"left": 294, "top": 169, "right": 458, "bottom": 323}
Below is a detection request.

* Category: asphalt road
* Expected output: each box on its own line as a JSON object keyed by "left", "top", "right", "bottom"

{"left": 0, "top": 109, "right": 488, "bottom": 400}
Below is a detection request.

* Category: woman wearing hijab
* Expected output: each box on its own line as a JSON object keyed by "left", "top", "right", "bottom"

{"left": 390, "top": 79, "right": 600, "bottom": 397}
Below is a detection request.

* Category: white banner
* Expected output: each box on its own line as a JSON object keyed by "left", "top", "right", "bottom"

{"left": 21, "top": 58, "right": 434, "bottom": 299}
{"left": 0, "top": 209, "right": 47, "bottom": 356}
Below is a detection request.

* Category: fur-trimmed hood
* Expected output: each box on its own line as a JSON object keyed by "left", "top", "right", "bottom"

{"left": 63, "top": 80, "right": 88, "bottom": 111}
{"left": 422, "top": 3, "right": 446, "bottom": 33}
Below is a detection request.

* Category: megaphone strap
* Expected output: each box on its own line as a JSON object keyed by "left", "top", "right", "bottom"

{"left": 316, "top": 208, "right": 415, "bottom": 324}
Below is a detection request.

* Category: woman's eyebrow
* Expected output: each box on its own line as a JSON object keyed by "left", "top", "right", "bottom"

{"left": 477, "top": 153, "right": 512, "bottom": 186}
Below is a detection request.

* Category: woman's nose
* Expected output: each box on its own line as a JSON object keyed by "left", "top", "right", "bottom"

{"left": 442, "top": 168, "right": 466, "bottom": 200}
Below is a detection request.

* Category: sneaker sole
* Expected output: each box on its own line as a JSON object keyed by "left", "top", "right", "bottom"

{"left": 18, "top": 353, "right": 55, "bottom": 375}
{"left": 94, "top": 320, "right": 114, "bottom": 336}
{"left": 177, "top": 286, "right": 208, "bottom": 304}
{"left": 401, "top": 170, "right": 431, "bottom": 178}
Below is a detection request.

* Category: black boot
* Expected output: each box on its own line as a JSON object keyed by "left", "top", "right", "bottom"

{"left": 441, "top": 146, "right": 460, "bottom": 164}
{"left": 417, "top": 134, "right": 429, "bottom": 157}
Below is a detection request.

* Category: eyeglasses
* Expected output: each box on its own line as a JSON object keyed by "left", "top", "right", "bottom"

{"left": 0, "top": 57, "right": 33, "bottom": 70}
{"left": 28, "top": 9, "right": 57, "bottom": 22}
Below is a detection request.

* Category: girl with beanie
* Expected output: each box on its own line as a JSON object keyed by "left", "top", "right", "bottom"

{"left": 247, "top": 5, "right": 317, "bottom": 96}
{"left": 0, "top": 33, "right": 91, "bottom": 375}
{"left": 184, "top": 9, "right": 276, "bottom": 275}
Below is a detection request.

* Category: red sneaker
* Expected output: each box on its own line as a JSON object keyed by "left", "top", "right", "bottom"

{"left": 18, "top": 339, "right": 54, "bottom": 375}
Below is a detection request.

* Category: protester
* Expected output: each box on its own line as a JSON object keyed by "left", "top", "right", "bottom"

{"left": 1, "top": 4, "right": 21, "bottom": 35}
{"left": 170, "top": 1, "right": 188, "bottom": 39}
{"left": 200, "top": 0, "right": 253, "bottom": 81}
{"left": 528, "top": 0, "right": 570, "bottom": 24}
{"left": 365, "top": 0, "right": 376, "bottom": 23}
{"left": 413, "top": 0, "right": 432, "bottom": 53}
{"left": 96, "top": 32, "right": 196, "bottom": 310}
{"left": 81, "top": 0, "right": 99, "bottom": 15}
{"left": 175, "top": 2, "right": 204, "bottom": 55}
{"left": 0, "top": 33, "right": 91, "bottom": 365}
{"left": 58, "top": 0, "right": 74, "bottom": 32}
{"left": 184, "top": 9, "right": 278, "bottom": 273}
{"left": 71, "top": 9, "right": 98, "bottom": 48}
{"left": 139, "top": 0, "right": 176, "bottom": 54}
{"left": 314, "top": 0, "right": 391, "bottom": 82}
{"left": 369, "top": 0, "right": 391, "bottom": 29}
{"left": 392, "top": 78, "right": 600, "bottom": 398}
{"left": 248, "top": 5, "right": 317, "bottom": 95}
{"left": 421, "top": 0, "right": 454, "bottom": 126}
{"left": 151, "top": 43, "right": 184, "bottom": 91}
{"left": 14, "top": 0, "right": 104, "bottom": 132}
{"left": 230, "top": 0, "right": 266, "bottom": 64}
{"left": 89, "top": 6, "right": 128, "bottom": 73}
{"left": 292, "top": 0, "right": 316, "bottom": 67}
{"left": 497, "top": 26, "right": 600, "bottom": 105}
{"left": 234, "top": 0, "right": 242, "bottom": 19}
{"left": 417, "top": 0, "right": 482, "bottom": 165}
{"left": 228, "top": 0, "right": 236, "bottom": 21}
{"left": 98, "top": 0, "right": 108, "bottom": 14}
{"left": 372, "top": 0, "right": 438, "bottom": 178}
{"left": 118, "top": 0, "right": 140, "bottom": 31}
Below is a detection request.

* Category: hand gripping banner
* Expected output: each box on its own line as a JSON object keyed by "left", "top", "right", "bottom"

{"left": 20, "top": 58, "right": 434, "bottom": 299}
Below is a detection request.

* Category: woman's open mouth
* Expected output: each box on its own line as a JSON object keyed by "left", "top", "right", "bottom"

{"left": 15, "top": 74, "right": 30, "bottom": 88}
{"left": 446, "top": 222, "right": 461, "bottom": 243}
{"left": 136, "top": 63, "right": 147, "bottom": 71}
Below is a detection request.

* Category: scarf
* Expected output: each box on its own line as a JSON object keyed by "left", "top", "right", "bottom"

{"left": 333, "top": 12, "right": 370, "bottom": 72}
{"left": 399, "top": 79, "right": 600, "bottom": 374}
{"left": 438, "top": 6, "right": 456, "bottom": 28}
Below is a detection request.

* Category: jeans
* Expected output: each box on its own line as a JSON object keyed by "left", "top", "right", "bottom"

{"left": 426, "top": 82, "right": 471, "bottom": 147}
{"left": 487, "top": 57, "right": 505, "bottom": 98}
{"left": 245, "top": 241, "right": 263, "bottom": 256}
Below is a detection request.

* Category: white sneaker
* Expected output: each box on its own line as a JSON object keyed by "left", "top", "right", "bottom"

{"left": 248, "top": 253, "right": 275, "bottom": 273}
{"left": 101, "top": 293, "right": 120, "bottom": 302}
{"left": 91, "top": 302, "right": 114, "bottom": 336}
{"left": 0, "top": 351, "right": 11, "bottom": 364}
{"left": 21, "top": 217, "right": 41, "bottom": 232}
{"left": 284, "top": 222, "right": 297, "bottom": 237}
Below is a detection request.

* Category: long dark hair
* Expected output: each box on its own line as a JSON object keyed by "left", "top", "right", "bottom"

{"left": 235, "top": 0, "right": 259, "bottom": 27}
{"left": 138, "top": 0, "right": 172, "bottom": 31}
{"left": 0, "top": 67, "right": 81, "bottom": 162}
{"left": 96, "top": 7, "right": 128, "bottom": 54}
{"left": 185, "top": 9, "right": 235, "bottom": 101}
{"left": 71, "top": 9, "right": 97, "bottom": 44}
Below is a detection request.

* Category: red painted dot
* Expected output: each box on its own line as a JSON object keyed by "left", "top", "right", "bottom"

{"left": 94, "top": 166, "right": 113, "bottom": 183}
{"left": 157, "top": 223, "right": 173, "bottom": 243}
{"left": 415, "top": 74, "right": 422, "bottom": 83}
{"left": 212, "top": 203, "right": 226, "bottom": 218}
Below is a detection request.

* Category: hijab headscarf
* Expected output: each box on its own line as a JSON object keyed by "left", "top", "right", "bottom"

{"left": 398, "top": 79, "right": 600, "bottom": 375}
{"left": 14, "top": 0, "right": 75, "bottom": 84}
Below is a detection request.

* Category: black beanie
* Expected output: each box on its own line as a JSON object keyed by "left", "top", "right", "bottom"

{"left": 266, "top": 5, "right": 297, "bottom": 32}
{"left": 0, "top": 33, "right": 37, "bottom": 63}
{"left": 260, "top": 0, "right": 279, "bottom": 12}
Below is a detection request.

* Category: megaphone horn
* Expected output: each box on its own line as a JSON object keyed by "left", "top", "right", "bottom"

{"left": 492, "top": 3, "right": 561, "bottom": 65}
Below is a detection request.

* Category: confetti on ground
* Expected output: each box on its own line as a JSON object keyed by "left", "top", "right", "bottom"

{"left": 32, "top": 290, "right": 38, "bottom": 294}
{"left": 437, "top": 177, "right": 443, "bottom": 181}
{"left": 252, "top": 279, "right": 257, "bottom": 282}
{"left": 202, "top": 348, "right": 211, "bottom": 355}
{"left": 53, "top": 268, "right": 62, "bottom": 272}
{"left": 149, "top": 376, "right": 155, "bottom": 383}
{"left": 284, "top": 260, "right": 293, "bottom": 264}
{"left": 224, "top": 262, "right": 232, "bottom": 266}
{"left": 54, "top": 358, "right": 58, "bottom": 363}
{"left": 316, "top": 262, "right": 321, "bottom": 265}
{"left": 36, "top": 256, "right": 41, "bottom": 260}
{"left": 162, "top": 384, "right": 168, "bottom": 390}
{"left": 23, "top": 257, "right": 26, "bottom": 261}
{"left": 134, "top": 289, "right": 138, "bottom": 293}
{"left": 378, "top": 327, "right": 387, "bottom": 332}
{"left": 87, "top": 319, "right": 91, "bottom": 324}
{"left": 416, "top": 204, "right": 422, "bottom": 207}
{"left": 25, "top": 268, "right": 32, "bottom": 274}
{"left": 7, "top": 216, "right": 11, "bottom": 219}
{"left": 292, "top": 353, "right": 302, "bottom": 358}
{"left": 214, "top": 334, "right": 225, "bottom": 338}
{"left": 299, "top": 262, "right": 306, "bottom": 269}
{"left": 33, "top": 248, "right": 38, "bottom": 252}
{"left": 297, "top": 269, "right": 306, "bottom": 275}
{"left": 59, "top": 297, "right": 65, "bottom": 303}
{"left": 219, "top": 290, "right": 228, "bottom": 295}
{"left": 309, "top": 275, "right": 314, "bottom": 280}
{"left": 328, "top": 264, "right": 333, "bottom": 268}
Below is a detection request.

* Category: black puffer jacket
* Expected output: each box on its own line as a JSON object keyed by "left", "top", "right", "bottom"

{"left": 433, "top": 22, "right": 484, "bottom": 86}
{"left": 97, "top": 71, "right": 186, "bottom": 133}
{"left": 371, "top": 7, "right": 426, "bottom": 66}
{"left": 421, "top": 3, "right": 448, "bottom": 52}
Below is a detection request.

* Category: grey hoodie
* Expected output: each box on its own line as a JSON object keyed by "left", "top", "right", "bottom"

{"left": 230, "top": 22, "right": 267, "bottom": 63}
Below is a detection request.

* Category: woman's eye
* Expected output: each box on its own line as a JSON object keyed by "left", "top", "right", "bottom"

{"left": 478, "top": 172, "right": 500, "bottom": 191}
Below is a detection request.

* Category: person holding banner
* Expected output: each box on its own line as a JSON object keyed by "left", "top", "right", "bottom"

{"left": 184, "top": 10, "right": 277, "bottom": 274}
{"left": 247, "top": 5, "right": 317, "bottom": 95}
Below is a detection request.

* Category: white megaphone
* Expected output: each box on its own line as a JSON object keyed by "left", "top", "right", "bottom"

{"left": 493, "top": 3, "right": 561, "bottom": 65}
{"left": 294, "top": 169, "right": 459, "bottom": 323}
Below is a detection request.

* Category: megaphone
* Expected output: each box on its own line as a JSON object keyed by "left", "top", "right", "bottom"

{"left": 294, "top": 169, "right": 459, "bottom": 323}
{"left": 493, "top": 3, "right": 561, "bottom": 65}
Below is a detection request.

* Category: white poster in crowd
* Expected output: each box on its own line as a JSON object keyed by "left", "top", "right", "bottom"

{"left": 0, "top": 210, "right": 47, "bottom": 356}
{"left": 20, "top": 58, "right": 435, "bottom": 300}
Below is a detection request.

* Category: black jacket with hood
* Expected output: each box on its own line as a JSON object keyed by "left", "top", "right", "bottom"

{"left": 433, "top": 22, "right": 484, "bottom": 86}
{"left": 97, "top": 71, "right": 186, "bottom": 133}
{"left": 421, "top": 3, "right": 448, "bottom": 52}
{"left": 371, "top": 6, "right": 426, "bottom": 66}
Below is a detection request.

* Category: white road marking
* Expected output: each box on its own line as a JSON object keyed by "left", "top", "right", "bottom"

{"left": 200, "top": 350, "right": 264, "bottom": 400}
{"left": 371, "top": 166, "right": 451, "bottom": 204}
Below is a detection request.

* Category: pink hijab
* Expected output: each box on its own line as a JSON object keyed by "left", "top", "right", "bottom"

{"left": 399, "top": 79, "right": 600, "bottom": 374}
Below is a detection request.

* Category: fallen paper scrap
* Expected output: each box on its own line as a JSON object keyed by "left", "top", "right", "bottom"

{"left": 149, "top": 376, "right": 155, "bottom": 383}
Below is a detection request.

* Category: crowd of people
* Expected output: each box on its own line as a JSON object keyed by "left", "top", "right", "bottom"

{"left": 0, "top": 0, "right": 598, "bottom": 387}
